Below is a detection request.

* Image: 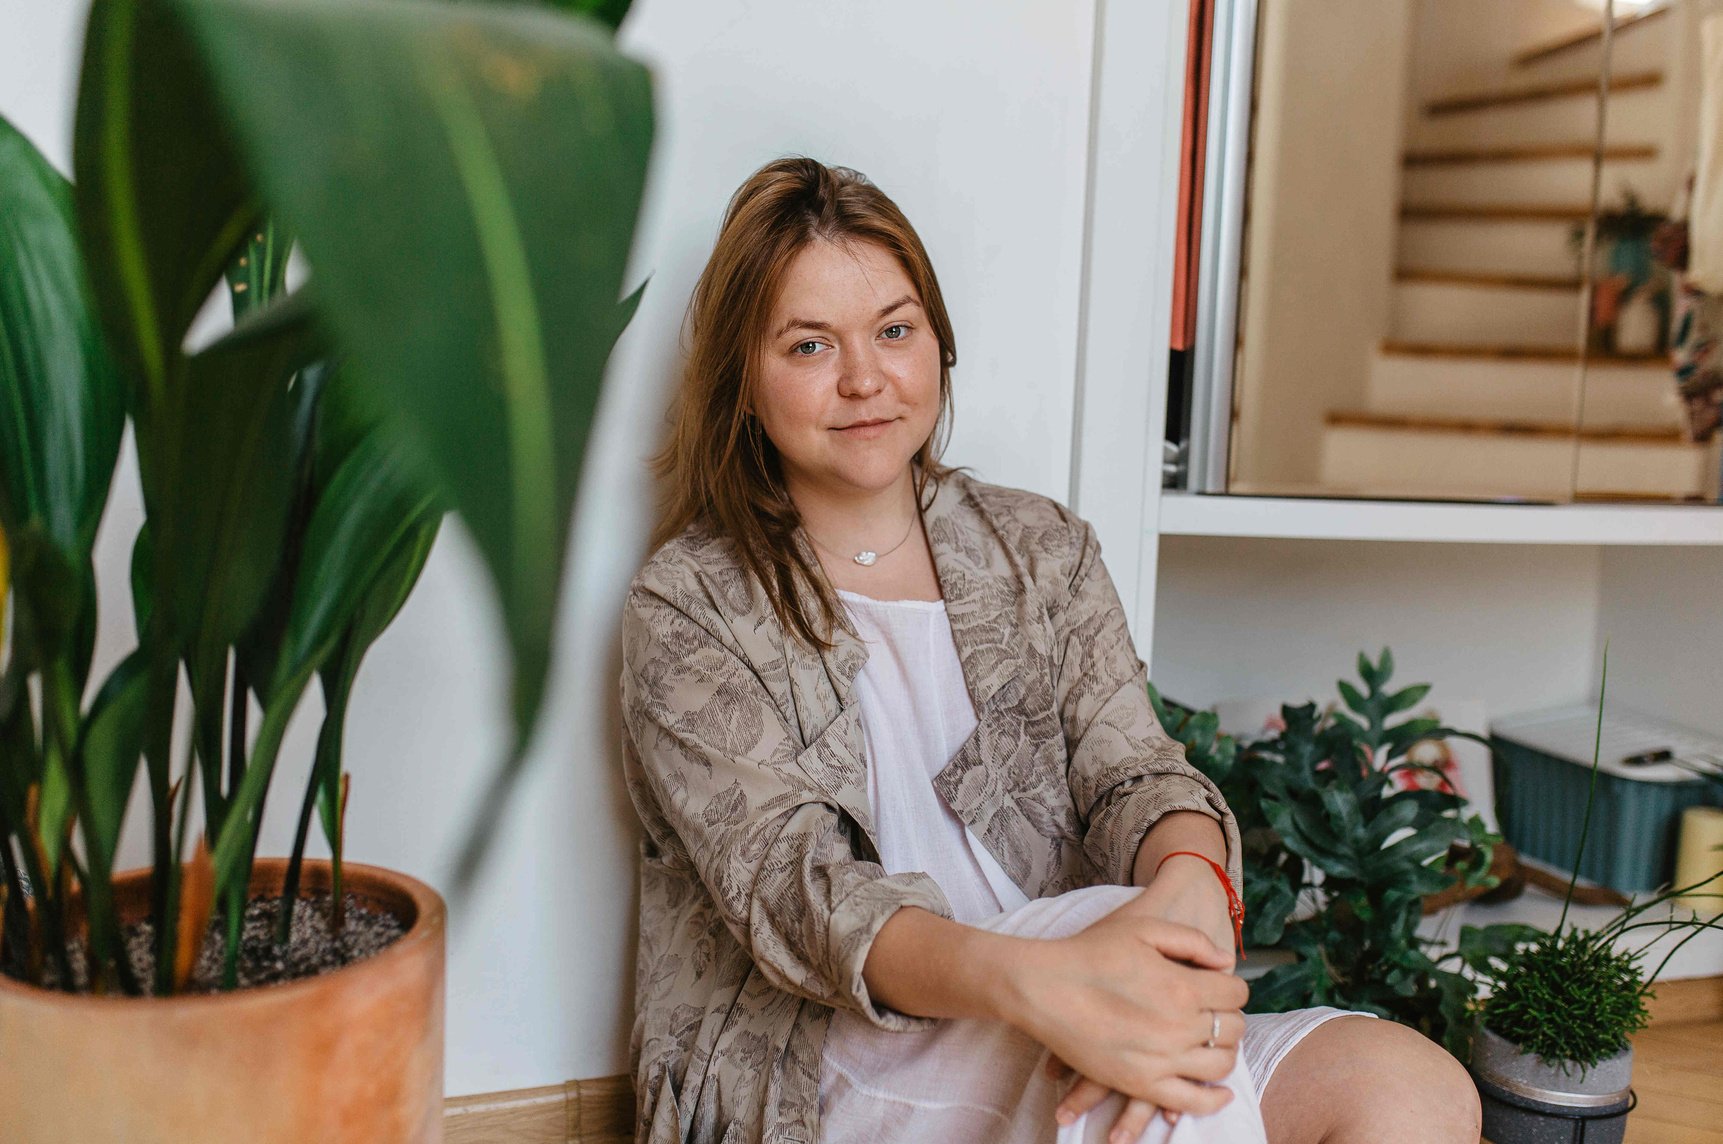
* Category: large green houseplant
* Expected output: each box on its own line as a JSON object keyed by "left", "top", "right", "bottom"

{"left": 0, "top": 0, "right": 652, "bottom": 1136}
{"left": 1151, "top": 649, "right": 1515, "bottom": 1053}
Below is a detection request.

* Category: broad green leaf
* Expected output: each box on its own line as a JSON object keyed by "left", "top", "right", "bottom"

{"left": 0, "top": 115, "right": 125, "bottom": 565}
{"left": 1386, "top": 683, "right": 1431, "bottom": 715}
{"left": 469, "top": 0, "right": 634, "bottom": 30}
{"left": 72, "top": 0, "right": 258, "bottom": 431}
{"left": 170, "top": 0, "right": 655, "bottom": 782}
{"left": 315, "top": 518, "right": 439, "bottom": 848}
{"left": 157, "top": 303, "right": 305, "bottom": 658}
{"left": 1336, "top": 680, "right": 1367, "bottom": 717}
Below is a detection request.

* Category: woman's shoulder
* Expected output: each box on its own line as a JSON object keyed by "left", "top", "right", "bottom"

{"left": 625, "top": 517, "right": 760, "bottom": 627}
{"left": 937, "top": 467, "right": 1093, "bottom": 578}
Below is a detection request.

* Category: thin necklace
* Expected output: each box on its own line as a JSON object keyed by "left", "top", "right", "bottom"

{"left": 803, "top": 508, "right": 919, "bottom": 567}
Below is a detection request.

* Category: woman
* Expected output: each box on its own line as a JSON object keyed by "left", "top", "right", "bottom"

{"left": 618, "top": 157, "right": 1480, "bottom": 1144}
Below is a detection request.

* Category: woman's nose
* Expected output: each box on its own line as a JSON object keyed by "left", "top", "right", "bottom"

{"left": 836, "top": 344, "right": 885, "bottom": 398}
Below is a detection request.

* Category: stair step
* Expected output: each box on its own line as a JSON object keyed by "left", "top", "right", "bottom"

{"left": 1403, "top": 153, "right": 1655, "bottom": 210}
{"left": 1399, "top": 219, "right": 1585, "bottom": 279}
{"left": 1405, "top": 142, "right": 1656, "bottom": 166}
{"left": 1319, "top": 415, "right": 1713, "bottom": 501}
{"left": 1391, "top": 280, "right": 1582, "bottom": 346}
{"left": 1426, "top": 70, "right": 1663, "bottom": 117}
{"left": 1381, "top": 341, "right": 1663, "bottom": 366}
{"left": 1513, "top": 6, "right": 1669, "bottom": 69}
{"left": 1396, "top": 269, "right": 1580, "bottom": 291}
{"left": 1366, "top": 344, "right": 1681, "bottom": 429}
{"left": 1402, "top": 203, "right": 1592, "bottom": 223}
{"left": 1326, "top": 411, "right": 1683, "bottom": 443}
{"left": 1408, "top": 84, "right": 1666, "bottom": 154}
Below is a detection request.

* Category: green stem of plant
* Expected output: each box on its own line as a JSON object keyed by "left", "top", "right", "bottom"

{"left": 1638, "top": 915, "right": 1723, "bottom": 995}
{"left": 1560, "top": 644, "right": 1610, "bottom": 935}
{"left": 213, "top": 682, "right": 305, "bottom": 987}
{"left": 142, "top": 645, "right": 179, "bottom": 996}
{"left": 277, "top": 679, "right": 347, "bottom": 946}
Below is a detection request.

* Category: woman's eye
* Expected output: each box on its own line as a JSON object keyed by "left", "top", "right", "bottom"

{"left": 793, "top": 340, "right": 822, "bottom": 356}
{"left": 882, "top": 324, "right": 908, "bottom": 340}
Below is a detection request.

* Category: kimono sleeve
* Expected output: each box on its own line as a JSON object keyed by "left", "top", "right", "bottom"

{"left": 620, "top": 582, "right": 955, "bottom": 1031}
{"left": 1050, "top": 518, "right": 1243, "bottom": 896}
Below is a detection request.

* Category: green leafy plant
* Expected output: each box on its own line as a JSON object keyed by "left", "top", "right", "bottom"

{"left": 0, "top": 0, "right": 652, "bottom": 995}
{"left": 1476, "top": 928, "right": 1649, "bottom": 1070}
{"left": 1151, "top": 649, "right": 1514, "bottom": 1053}
{"left": 1460, "top": 645, "right": 1723, "bottom": 1073}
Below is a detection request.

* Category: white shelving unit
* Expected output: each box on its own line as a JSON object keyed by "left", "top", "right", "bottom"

{"left": 1159, "top": 492, "right": 1723, "bottom": 546}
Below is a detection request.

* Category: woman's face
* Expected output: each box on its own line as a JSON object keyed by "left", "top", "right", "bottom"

{"left": 752, "top": 238, "right": 943, "bottom": 500}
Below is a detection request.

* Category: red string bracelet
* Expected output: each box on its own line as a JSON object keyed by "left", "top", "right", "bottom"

{"left": 1154, "top": 849, "right": 1246, "bottom": 960}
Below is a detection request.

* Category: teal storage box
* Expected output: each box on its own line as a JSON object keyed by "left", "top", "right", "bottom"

{"left": 1490, "top": 705, "right": 1723, "bottom": 895}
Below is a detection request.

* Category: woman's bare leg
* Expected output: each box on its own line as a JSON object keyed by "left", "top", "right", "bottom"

{"left": 1257, "top": 1016, "right": 1481, "bottom": 1144}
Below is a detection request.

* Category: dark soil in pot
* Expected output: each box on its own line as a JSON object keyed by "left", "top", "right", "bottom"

{"left": 25, "top": 891, "right": 407, "bottom": 995}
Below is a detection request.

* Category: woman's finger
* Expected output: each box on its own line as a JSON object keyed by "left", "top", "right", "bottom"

{"left": 1107, "top": 1096, "right": 1158, "bottom": 1144}
{"left": 1147, "top": 1075, "right": 1236, "bottom": 1118}
{"left": 1187, "top": 1007, "right": 1247, "bottom": 1052}
{"left": 1199, "top": 971, "right": 1254, "bottom": 1013}
{"left": 1131, "top": 915, "right": 1233, "bottom": 971}
{"left": 1054, "top": 1074, "right": 1112, "bottom": 1126}
{"left": 1168, "top": 1045, "right": 1238, "bottom": 1085}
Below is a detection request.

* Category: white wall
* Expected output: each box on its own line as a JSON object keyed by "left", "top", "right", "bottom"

{"left": 1152, "top": 536, "right": 1606, "bottom": 722}
{"left": 1595, "top": 545, "right": 1723, "bottom": 738}
{"left": 1229, "top": 0, "right": 1414, "bottom": 491}
{"left": 2, "top": 0, "right": 1175, "bottom": 1098}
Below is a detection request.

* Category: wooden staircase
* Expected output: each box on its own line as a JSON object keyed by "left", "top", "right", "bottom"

{"left": 1316, "top": 1, "right": 1717, "bottom": 503}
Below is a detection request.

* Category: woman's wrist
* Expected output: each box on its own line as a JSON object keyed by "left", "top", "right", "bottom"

{"left": 1131, "top": 810, "right": 1229, "bottom": 889}
{"left": 864, "top": 906, "right": 1035, "bottom": 1024}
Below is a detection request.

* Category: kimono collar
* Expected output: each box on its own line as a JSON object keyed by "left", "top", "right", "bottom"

{"left": 800, "top": 464, "right": 1030, "bottom": 718}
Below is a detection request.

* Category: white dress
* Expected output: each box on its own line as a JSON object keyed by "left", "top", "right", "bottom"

{"left": 816, "top": 589, "right": 1361, "bottom": 1144}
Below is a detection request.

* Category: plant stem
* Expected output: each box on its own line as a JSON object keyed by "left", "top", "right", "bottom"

{"left": 1560, "top": 643, "right": 1610, "bottom": 934}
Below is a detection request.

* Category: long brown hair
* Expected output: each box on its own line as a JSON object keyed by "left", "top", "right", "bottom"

{"left": 648, "top": 156, "right": 963, "bottom": 652}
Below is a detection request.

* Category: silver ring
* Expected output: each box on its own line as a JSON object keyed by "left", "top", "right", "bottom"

{"left": 1205, "top": 1009, "right": 1220, "bottom": 1050}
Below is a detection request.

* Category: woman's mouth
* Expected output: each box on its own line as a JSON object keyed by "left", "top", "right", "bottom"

{"left": 834, "top": 418, "right": 895, "bottom": 438}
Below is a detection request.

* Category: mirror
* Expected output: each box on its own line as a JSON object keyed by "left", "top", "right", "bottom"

{"left": 1180, "top": 0, "right": 1723, "bottom": 504}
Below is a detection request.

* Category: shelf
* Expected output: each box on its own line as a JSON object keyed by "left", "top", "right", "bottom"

{"left": 1158, "top": 492, "right": 1723, "bottom": 545}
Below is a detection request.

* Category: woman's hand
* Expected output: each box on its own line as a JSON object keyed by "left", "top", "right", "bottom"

{"left": 1002, "top": 885, "right": 1248, "bottom": 1139}
{"left": 1036, "top": 865, "right": 1245, "bottom": 1142}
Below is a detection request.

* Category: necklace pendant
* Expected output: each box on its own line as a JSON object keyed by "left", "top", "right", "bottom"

{"left": 853, "top": 550, "right": 878, "bottom": 567}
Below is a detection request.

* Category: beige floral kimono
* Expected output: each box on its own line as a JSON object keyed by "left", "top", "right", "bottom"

{"left": 618, "top": 466, "right": 1242, "bottom": 1144}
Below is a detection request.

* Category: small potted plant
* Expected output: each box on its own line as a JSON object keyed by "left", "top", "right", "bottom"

{"left": 1462, "top": 647, "right": 1722, "bottom": 1144}
{"left": 1571, "top": 189, "right": 1671, "bottom": 357}
{"left": 0, "top": 0, "right": 652, "bottom": 1139}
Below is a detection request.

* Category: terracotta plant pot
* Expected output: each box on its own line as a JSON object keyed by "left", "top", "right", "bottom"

{"left": 0, "top": 858, "right": 445, "bottom": 1144}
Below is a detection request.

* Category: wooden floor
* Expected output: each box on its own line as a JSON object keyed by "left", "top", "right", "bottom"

{"left": 1623, "top": 977, "right": 1723, "bottom": 1144}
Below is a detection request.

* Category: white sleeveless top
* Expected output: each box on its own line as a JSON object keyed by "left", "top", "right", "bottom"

{"left": 832, "top": 589, "right": 1031, "bottom": 922}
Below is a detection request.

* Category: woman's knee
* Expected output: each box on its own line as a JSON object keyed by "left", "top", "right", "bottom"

{"left": 1260, "top": 1015, "right": 1480, "bottom": 1144}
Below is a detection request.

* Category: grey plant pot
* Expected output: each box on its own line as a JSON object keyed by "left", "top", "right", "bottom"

{"left": 1470, "top": 1025, "right": 1634, "bottom": 1144}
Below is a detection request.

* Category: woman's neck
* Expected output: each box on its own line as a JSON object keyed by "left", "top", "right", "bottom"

{"left": 786, "top": 466, "right": 921, "bottom": 557}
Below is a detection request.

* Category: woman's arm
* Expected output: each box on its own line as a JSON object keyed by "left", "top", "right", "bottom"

{"left": 1049, "top": 515, "right": 1243, "bottom": 895}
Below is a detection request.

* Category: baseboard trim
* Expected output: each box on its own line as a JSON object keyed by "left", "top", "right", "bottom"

{"left": 445, "top": 1075, "right": 631, "bottom": 1144}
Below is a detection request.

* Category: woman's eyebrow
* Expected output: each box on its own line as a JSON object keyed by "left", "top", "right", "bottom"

{"left": 773, "top": 295, "right": 920, "bottom": 339}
